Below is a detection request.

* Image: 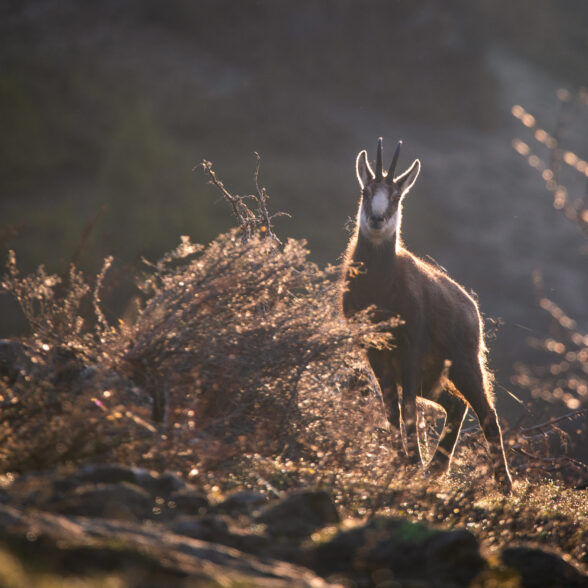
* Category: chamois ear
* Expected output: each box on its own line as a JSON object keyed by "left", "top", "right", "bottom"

{"left": 356, "top": 150, "right": 374, "bottom": 189}
{"left": 395, "top": 159, "right": 421, "bottom": 197}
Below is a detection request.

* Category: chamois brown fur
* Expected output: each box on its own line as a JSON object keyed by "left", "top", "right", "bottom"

{"left": 341, "top": 138, "right": 512, "bottom": 494}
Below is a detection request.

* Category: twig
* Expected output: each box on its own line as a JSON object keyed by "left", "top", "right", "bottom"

{"left": 512, "top": 91, "right": 588, "bottom": 239}
{"left": 253, "top": 152, "right": 289, "bottom": 245}
{"left": 67, "top": 205, "right": 107, "bottom": 270}
{"left": 93, "top": 256, "right": 113, "bottom": 334}
{"left": 197, "top": 156, "right": 289, "bottom": 244}
{"left": 199, "top": 160, "right": 254, "bottom": 242}
{"left": 518, "top": 408, "right": 587, "bottom": 437}
{"left": 512, "top": 445, "right": 588, "bottom": 472}
{"left": 484, "top": 316, "right": 504, "bottom": 341}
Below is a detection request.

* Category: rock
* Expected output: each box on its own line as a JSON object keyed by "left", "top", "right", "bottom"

{"left": 169, "top": 489, "right": 210, "bottom": 516}
{"left": 11, "top": 464, "right": 586, "bottom": 588}
{"left": 68, "top": 463, "right": 140, "bottom": 484}
{"left": 6, "top": 466, "right": 194, "bottom": 523}
{"left": 217, "top": 490, "right": 268, "bottom": 514}
{"left": 256, "top": 490, "right": 340, "bottom": 538}
{"left": 171, "top": 514, "right": 230, "bottom": 541}
{"left": 0, "top": 504, "right": 333, "bottom": 587}
{"left": 48, "top": 482, "right": 155, "bottom": 522}
{"left": 309, "top": 516, "right": 484, "bottom": 587}
{"left": 146, "top": 471, "right": 188, "bottom": 495}
{"left": 501, "top": 546, "right": 588, "bottom": 588}
{"left": 171, "top": 514, "right": 271, "bottom": 555}
{"left": 73, "top": 463, "right": 188, "bottom": 495}
{"left": 425, "top": 528, "right": 487, "bottom": 586}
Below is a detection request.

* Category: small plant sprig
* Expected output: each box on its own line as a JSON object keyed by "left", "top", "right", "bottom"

{"left": 510, "top": 90, "right": 588, "bottom": 476}
{"left": 1, "top": 251, "right": 89, "bottom": 343}
{"left": 198, "top": 153, "right": 289, "bottom": 244}
{"left": 511, "top": 88, "right": 588, "bottom": 238}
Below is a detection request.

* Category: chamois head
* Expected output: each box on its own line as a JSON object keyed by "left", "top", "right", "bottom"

{"left": 356, "top": 138, "right": 420, "bottom": 244}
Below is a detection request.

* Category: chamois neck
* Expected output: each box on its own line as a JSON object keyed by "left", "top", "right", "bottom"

{"left": 353, "top": 227, "right": 400, "bottom": 267}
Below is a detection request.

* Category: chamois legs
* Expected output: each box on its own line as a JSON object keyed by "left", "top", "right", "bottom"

{"left": 369, "top": 348, "right": 433, "bottom": 465}
{"left": 368, "top": 350, "right": 512, "bottom": 494}
{"left": 448, "top": 361, "right": 513, "bottom": 494}
{"left": 399, "top": 361, "right": 423, "bottom": 464}
{"left": 367, "top": 349, "right": 400, "bottom": 429}
{"left": 428, "top": 389, "right": 468, "bottom": 474}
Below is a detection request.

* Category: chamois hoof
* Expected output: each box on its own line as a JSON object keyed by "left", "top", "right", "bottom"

{"left": 425, "top": 461, "right": 450, "bottom": 478}
{"left": 495, "top": 474, "right": 513, "bottom": 496}
{"left": 402, "top": 452, "right": 422, "bottom": 468}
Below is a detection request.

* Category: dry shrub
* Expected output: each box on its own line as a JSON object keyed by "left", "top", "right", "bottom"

{"left": 0, "top": 209, "right": 402, "bottom": 505}
{"left": 0, "top": 255, "right": 154, "bottom": 472}
{"left": 118, "top": 229, "right": 399, "bottom": 480}
{"left": 1, "top": 251, "right": 91, "bottom": 346}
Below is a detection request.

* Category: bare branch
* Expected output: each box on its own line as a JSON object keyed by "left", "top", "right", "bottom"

{"left": 197, "top": 156, "right": 289, "bottom": 245}
{"left": 94, "top": 255, "right": 113, "bottom": 335}
{"left": 518, "top": 409, "right": 588, "bottom": 437}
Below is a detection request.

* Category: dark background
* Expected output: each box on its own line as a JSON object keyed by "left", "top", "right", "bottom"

{"left": 1, "top": 1, "right": 587, "bottom": 422}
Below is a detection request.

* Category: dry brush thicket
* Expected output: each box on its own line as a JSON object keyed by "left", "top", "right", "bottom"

{"left": 1, "top": 154, "right": 587, "bottom": 517}
{"left": 0, "top": 162, "right": 411, "bottom": 510}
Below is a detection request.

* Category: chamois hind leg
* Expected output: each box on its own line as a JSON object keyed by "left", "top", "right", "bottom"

{"left": 449, "top": 361, "right": 513, "bottom": 494}
{"left": 427, "top": 389, "right": 467, "bottom": 475}
{"left": 367, "top": 348, "right": 400, "bottom": 430}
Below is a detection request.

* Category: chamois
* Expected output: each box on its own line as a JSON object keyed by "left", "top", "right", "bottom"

{"left": 341, "top": 138, "right": 512, "bottom": 494}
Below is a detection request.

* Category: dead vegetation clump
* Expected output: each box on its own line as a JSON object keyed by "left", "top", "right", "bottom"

{"left": 119, "top": 227, "right": 398, "bottom": 476}
{"left": 0, "top": 159, "right": 405, "bottom": 506}
{"left": 0, "top": 253, "right": 152, "bottom": 472}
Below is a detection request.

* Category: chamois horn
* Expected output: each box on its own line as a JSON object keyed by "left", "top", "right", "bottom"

{"left": 375, "top": 137, "right": 383, "bottom": 181}
{"left": 387, "top": 140, "right": 402, "bottom": 183}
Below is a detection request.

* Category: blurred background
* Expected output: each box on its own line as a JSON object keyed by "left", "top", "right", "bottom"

{"left": 1, "top": 1, "right": 587, "bottom": 428}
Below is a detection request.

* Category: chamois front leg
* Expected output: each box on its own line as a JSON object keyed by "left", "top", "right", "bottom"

{"left": 367, "top": 349, "right": 400, "bottom": 430}
{"left": 428, "top": 388, "right": 468, "bottom": 475}
{"left": 399, "top": 352, "right": 424, "bottom": 466}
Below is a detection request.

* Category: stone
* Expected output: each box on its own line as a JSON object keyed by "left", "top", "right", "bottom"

{"left": 217, "top": 490, "right": 268, "bottom": 514}
{"left": 309, "top": 516, "right": 484, "bottom": 587}
{"left": 48, "top": 482, "right": 155, "bottom": 522}
{"left": 501, "top": 546, "right": 588, "bottom": 588}
{"left": 171, "top": 514, "right": 271, "bottom": 555}
{"left": 0, "top": 504, "right": 331, "bottom": 587}
{"left": 256, "top": 490, "right": 340, "bottom": 537}
{"left": 170, "top": 489, "right": 210, "bottom": 516}
{"left": 171, "top": 514, "right": 230, "bottom": 542}
{"left": 73, "top": 463, "right": 188, "bottom": 495}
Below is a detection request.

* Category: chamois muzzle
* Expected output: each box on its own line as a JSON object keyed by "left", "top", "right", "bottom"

{"left": 369, "top": 214, "right": 385, "bottom": 230}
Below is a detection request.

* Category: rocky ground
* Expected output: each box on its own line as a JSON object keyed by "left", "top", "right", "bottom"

{"left": 0, "top": 463, "right": 586, "bottom": 587}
